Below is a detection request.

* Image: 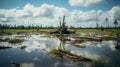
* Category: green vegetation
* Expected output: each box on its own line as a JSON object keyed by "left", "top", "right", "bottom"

{"left": 49, "top": 46, "right": 92, "bottom": 63}
{"left": 92, "top": 60, "right": 105, "bottom": 67}
{"left": 70, "top": 29, "right": 120, "bottom": 37}
{"left": 0, "top": 29, "right": 56, "bottom": 34}
{"left": 0, "top": 29, "right": 119, "bottom": 35}
{"left": 49, "top": 46, "right": 68, "bottom": 57}
{"left": 113, "top": 19, "right": 118, "bottom": 28}
{"left": 20, "top": 45, "right": 27, "bottom": 49}
{"left": 8, "top": 38, "right": 24, "bottom": 44}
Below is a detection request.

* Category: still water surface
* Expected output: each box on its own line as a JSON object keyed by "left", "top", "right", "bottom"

{"left": 0, "top": 33, "right": 120, "bottom": 67}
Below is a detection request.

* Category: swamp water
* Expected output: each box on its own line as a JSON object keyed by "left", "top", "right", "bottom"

{"left": 0, "top": 33, "right": 120, "bottom": 67}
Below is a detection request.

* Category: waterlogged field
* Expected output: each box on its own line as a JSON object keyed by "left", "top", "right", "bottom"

{"left": 0, "top": 29, "right": 120, "bottom": 67}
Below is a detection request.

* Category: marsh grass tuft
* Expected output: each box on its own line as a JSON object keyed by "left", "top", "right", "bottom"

{"left": 92, "top": 60, "right": 105, "bottom": 67}
{"left": 49, "top": 46, "right": 69, "bottom": 57}
{"left": 49, "top": 46, "right": 92, "bottom": 63}
{"left": 8, "top": 38, "right": 24, "bottom": 44}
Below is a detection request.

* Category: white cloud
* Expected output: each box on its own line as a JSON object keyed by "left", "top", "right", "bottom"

{"left": 69, "top": 0, "right": 103, "bottom": 7}
{"left": 34, "top": 4, "right": 55, "bottom": 18}
{"left": 0, "top": 3, "right": 120, "bottom": 27}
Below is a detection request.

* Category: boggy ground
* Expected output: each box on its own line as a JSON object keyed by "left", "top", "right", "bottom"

{"left": 0, "top": 29, "right": 120, "bottom": 35}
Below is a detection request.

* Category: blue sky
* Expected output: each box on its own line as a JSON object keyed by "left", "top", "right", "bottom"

{"left": 0, "top": 0, "right": 120, "bottom": 11}
{"left": 0, "top": 0, "right": 120, "bottom": 27}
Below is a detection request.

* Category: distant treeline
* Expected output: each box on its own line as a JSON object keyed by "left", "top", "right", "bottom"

{"left": 0, "top": 24, "right": 120, "bottom": 29}
{"left": 0, "top": 24, "right": 56, "bottom": 29}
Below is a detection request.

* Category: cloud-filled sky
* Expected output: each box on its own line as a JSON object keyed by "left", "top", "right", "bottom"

{"left": 0, "top": 0, "right": 120, "bottom": 27}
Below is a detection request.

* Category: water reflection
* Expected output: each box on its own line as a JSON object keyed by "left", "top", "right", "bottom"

{"left": 115, "top": 37, "right": 120, "bottom": 50}
{"left": 0, "top": 33, "right": 120, "bottom": 67}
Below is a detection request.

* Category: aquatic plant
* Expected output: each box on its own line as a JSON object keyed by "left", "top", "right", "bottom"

{"left": 8, "top": 38, "right": 24, "bottom": 44}
{"left": 20, "top": 45, "right": 27, "bottom": 49}
{"left": 92, "top": 60, "right": 104, "bottom": 67}
{"left": 49, "top": 46, "right": 92, "bottom": 63}
{"left": 49, "top": 46, "right": 68, "bottom": 57}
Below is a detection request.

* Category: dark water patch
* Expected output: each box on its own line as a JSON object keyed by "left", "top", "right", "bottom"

{"left": 115, "top": 45, "right": 120, "bottom": 50}
{"left": 0, "top": 46, "right": 11, "bottom": 50}
{"left": 92, "top": 60, "right": 105, "bottom": 67}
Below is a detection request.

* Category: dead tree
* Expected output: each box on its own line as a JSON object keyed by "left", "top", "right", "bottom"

{"left": 51, "top": 15, "right": 75, "bottom": 34}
